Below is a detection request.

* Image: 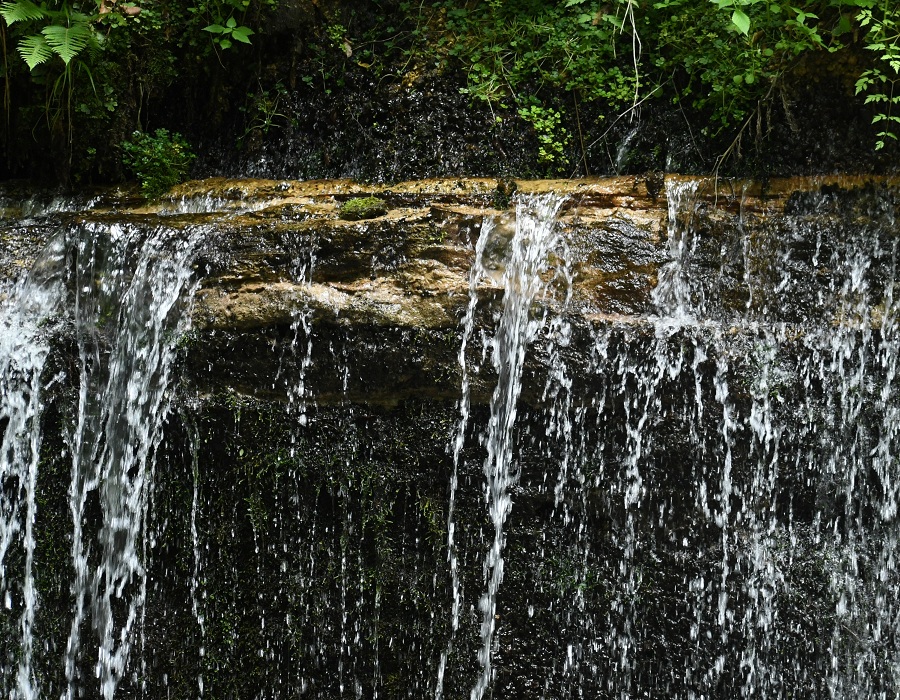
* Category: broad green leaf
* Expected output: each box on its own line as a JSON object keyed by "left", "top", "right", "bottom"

{"left": 230, "top": 26, "right": 253, "bottom": 43}
{"left": 42, "top": 22, "right": 92, "bottom": 64}
{"left": 218, "top": 37, "right": 232, "bottom": 49}
{"left": 17, "top": 33, "right": 52, "bottom": 70}
{"left": 226, "top": 16, "right": 236, "bottom": 28}
{"left": 0, "top": 0, "right": 46, "bottom": 24}
{"left": 732, "top": 9, "right": 750, "bottom": 35}
{"left": 203, "top": 23, "right": 226, "bottom": 32}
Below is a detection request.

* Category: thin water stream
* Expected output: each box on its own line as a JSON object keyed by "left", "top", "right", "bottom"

{"left": 464, "top": 195, "right": 567, "bottom": 700}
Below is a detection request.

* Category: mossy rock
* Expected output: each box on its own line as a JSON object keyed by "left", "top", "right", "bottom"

{"left": 339, "top": 197, "right": 388, "bottom": 221}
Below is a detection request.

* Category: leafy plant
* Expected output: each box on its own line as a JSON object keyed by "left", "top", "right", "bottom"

{"left": 238, "top": 81, "right": 290, "bottom": 147}
{"left": 0, "top": 0, "right": 102, "bottom": 69}
{"left": 203, "top": 15, "right": 254, "bottom": 50}
{"left": 518, "top": 103, "right": 571, "bottom": 167}
{"left": 418, "top": 0, "right": 899, "bottom": 166}
{"left": 651, "top": 0, "right": 840, "bottom": 140}
{"left": 856, "top": 1, "right": 900, "bottom": 149}
{"left": 121, "top": 129, "right": 196, "bottom": 199}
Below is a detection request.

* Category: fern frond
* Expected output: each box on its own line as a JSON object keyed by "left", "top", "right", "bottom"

{"left": 85, "top": 24, "right": 104, "bottom": 57}
{"left": 16, "top": 33, "right": 52, "bottom": 70}
{"left": 0, "top": 0, "right": 47, "bottom": 25}
{"left": 42, "top": 21, "right": 92, "bottom": 64}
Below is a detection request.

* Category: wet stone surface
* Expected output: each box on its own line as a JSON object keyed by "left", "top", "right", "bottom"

{"left": 3, "top": 175, "right": 900, "bottom": 700}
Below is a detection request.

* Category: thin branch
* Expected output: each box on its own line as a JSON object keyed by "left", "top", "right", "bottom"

{"left": 573, "top": 89, "right": 589, "bottom": 176}
{"left": 580, "top": 89, "right": 655, "bottom": 155}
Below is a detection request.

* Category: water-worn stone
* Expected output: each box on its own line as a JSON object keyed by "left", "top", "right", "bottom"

{"left": 4, "top": 175, "right": 900, "bottom": 700}
{"left": 4, "top": 174, "right": 899, "bottom": 367}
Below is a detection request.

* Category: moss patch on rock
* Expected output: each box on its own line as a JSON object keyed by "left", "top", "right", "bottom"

{"left": 339, "top": 196, "right": 388, "bottom": 221}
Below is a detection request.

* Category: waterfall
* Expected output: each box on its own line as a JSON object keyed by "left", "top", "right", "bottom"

{"left": 3, "top": 177, "right": 900, "bottom": 699}
{"left": 436, "top": 214, "right": 494, "bottom": 700}
{"left": 463, "top": 195, "right": 568, "bottom": 700}
{"left": 64, "top": 221, "right": 202, "bottom": 700}
{"left": 545, "top": 178, "right": 900, "bottom": 697}
{"left": 0, "top": 232, "right": 68, "bottom": 700}
{"left": 0, "top": 216, "right": 202, "bottom": 700}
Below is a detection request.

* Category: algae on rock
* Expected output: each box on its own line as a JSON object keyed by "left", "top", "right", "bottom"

{"left": 339, "top": 196, "right": 388, "bottom": 221}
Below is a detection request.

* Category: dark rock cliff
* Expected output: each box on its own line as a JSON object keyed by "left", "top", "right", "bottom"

{"left": 2, "top": 176, "right": 900, "bottom": 699}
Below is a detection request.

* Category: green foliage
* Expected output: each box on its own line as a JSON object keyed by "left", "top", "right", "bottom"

{"left": 238, "top": 81, "right": 291, "bottom": 147}
{"left": 0, "top": 0, "right": 46, "bottom": 23}
{"left": 16, "top": 33, "right": 54, "bottom": 69}
{"left": 194, "top": 0, "right": 273, "bottom": 50}
{"left": 296, "top": 21, "right": 355, "bottom": 95}
{"left": 856, "top": 2, "right": 900, "bottom": 149}
{"left": 1, "top": 1, "right": 102, "bottom": 69}
{"left": 339, "top": 197, "right": 388, "bottom": 221}
{"left": 0, "top": 0, "right": 277, "bottom": 181}
{"left": 412, "top": 0, "right": 899, "bottom": 161}
{"left": 0, "top": 0, "right": 109, "bottom": 158}
{"left": 518, "top": 103, "right": 571, "bottom": 167}
{"left": 2, "top": 0, "right": 898, "bottom": 182}
{"left": 436, "top": 0, "right": 638, "bottom": 106}
{"left": 642, "top": 0, "right": 863, "bottom": 136}
{"left": 203, "top": 15, "right": 254, "bottom": 50}
{"left": 121, "top": 129, "right": 196, "bottom": 199}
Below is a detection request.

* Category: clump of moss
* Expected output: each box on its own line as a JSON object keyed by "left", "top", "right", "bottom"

{"left": 339, "top": 197, "right": 388, "bottom": 221}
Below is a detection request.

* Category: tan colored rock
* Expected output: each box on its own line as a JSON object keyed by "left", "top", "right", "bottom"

{"left": 4, "top": 175, "right": 899, "bottom": 337}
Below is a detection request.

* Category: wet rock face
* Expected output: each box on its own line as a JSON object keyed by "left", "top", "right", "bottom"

{"left": 4, "top": 176, "right": 900, "bottom": 700}
{"left": 6, "top": 174, "right": 893, "bottom": 336}
{"left": 146, "top": 175, "right": 900, "bottom": 403}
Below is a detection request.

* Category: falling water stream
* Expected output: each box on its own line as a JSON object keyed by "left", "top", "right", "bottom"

{"left": 64, "top": 221, "right": 203, "bottom": 700}
{"left": 2, "top": 178, "right": 900, "bottom": 699}
{"left": 0, "top": 233, "right": 68, "bottom": 700}
{"left": 0, "top": 214, "right": 203, "bottom": 700}
{"left": 454, "top": 195, "right": 567, "bottom": 700}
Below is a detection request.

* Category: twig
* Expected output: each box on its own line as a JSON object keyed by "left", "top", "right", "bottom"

{"left": 672, "top": 79, "right": 707, "bottom": 167}
{"left": 573, "top": 90, "right": 589, "bottom": 176}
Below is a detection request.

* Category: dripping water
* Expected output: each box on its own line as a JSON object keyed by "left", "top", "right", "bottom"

{"left": 62, "top": 221, "right": 203, "bottom": 700}
{"left": 0, "top": 232, "right": 68, "bottom": 700}
{"left": 435, "top": 215, "right": 494, "bottom": 700}
{"left": 3, "top": 178, "right": 900, "bottom": 700}
{"left": 1, "top": 217, "right": 203, "bottom": 700}
{"left": 466, "top": 194, "right": 567, "bottom": 700}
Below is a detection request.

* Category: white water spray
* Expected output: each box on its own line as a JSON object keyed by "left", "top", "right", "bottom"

{"left": 468, "top": 194, "right": 566, "bottom": 700}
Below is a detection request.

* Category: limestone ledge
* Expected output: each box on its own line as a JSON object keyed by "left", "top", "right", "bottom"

{"left": 2, "top": 175, "right": 898, "bottom": 334}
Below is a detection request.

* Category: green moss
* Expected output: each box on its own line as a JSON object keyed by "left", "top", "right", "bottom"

{"left": 339, "top": 196, "right": 388, "bottom": 221}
